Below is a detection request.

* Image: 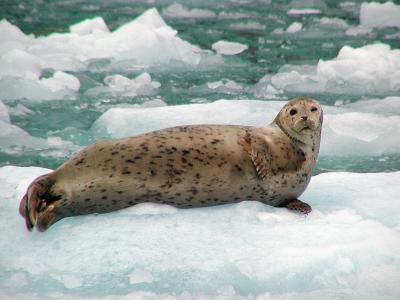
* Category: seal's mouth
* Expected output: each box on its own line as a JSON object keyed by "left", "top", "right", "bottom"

{"left": 301, "top": 126, "right": 311, "bottom": 132}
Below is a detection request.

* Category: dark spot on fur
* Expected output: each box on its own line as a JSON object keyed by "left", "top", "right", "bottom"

{"left": 75, "top": 158, "right": 85, "bottom": 166}
{"left": 111, "top": 151, "right": 119, "bottom": 155}
{"left": 235, "top": 164, "right": 243, "bottom": 172}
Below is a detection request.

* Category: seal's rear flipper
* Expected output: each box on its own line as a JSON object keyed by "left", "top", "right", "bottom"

{"left": 19, "top": 173, "right": 58, "bottom": 232}
{"left": 281, "top": 199, "right": 312, "bottom": 214}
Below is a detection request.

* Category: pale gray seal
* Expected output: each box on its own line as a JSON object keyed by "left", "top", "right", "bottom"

{"left": 19, "top": 97, "right": 323, "bottom": 231}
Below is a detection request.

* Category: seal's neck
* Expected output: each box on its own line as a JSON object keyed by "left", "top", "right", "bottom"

{"left": 273, "top": 120, "right": 320, "bottom": 169}
{"left": 274, "top": 119, "right": 304, "bottom": 146}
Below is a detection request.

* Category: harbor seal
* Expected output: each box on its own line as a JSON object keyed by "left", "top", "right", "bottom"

{"left": 19, "top": 97, "right": 323, "bottom": 232}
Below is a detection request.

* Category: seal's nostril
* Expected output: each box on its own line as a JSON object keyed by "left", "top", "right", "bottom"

{"left": 301, "top": 116, "right": 308, "bottom": 121}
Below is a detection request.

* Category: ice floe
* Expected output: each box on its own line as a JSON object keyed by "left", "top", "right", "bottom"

{"left": 1, "top": 166, "right": 399, "bottom": 299}
{"left": 286, "top": 22, "right": 303, "bottom": 33}
{"left": 85, "top": 72, "right": 160, "bottom": 98}
{"left": 0, "top": 8, "right": 211, "bottom": 100}
{"left": 0, "top": 100, "right": 78, "bottom": 157}
{"left": 287, "top": 9, "right": 322, "bottom": 15}
{"left": 257, "top": 43, "right": 400, "bottom": 96}
{"left": 91, "top": 98, "right": 400, "bottom": 156}
{"left": 162, "top": 3, "right": 216, "bottom": 19}
{"left": 360, "top": 1, "right": 400, "bottom": 28}
{"left": 212, "top": 40, "right": 248, "bottom": 55}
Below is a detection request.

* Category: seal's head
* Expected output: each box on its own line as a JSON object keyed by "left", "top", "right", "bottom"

{"left": 274, "top": 97, "right": 323, "bottom": 147}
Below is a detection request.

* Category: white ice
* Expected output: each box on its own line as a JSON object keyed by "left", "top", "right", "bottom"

{"left": 0, "top": 8, "right": 211, "bottom": 100}
{"left": 0, "top": 166, "right": 399, "bottom": 299}
{"left": 287, "top": 9, "right": 321, "bottom": 15}
{"left": 257, "top": 43, "right": 400, "bottom": 96}
{"left": 360, "top": 1, "right": 400, "bottom": 28}
{"left": 92, "top": 98, "right": 400, "bottom": 156}
{"left": 162, "top": 3, "right": 216, "bottom": 19}
{"left": 85, "top": 72, "right": 160, "bottom": 98}
{"left": 286, "top": 22, "right": 303, "bottom": 33}
{"left": 189, "top": 79, "right": 245, "bottom": 95}
{"left": 212, "top": 40, "right": 248, "bottom": 55}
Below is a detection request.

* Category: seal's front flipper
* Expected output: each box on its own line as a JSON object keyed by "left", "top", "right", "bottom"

{"left": 282, "top": 199, "right": 312, "bottom": 214}
{"left": 239, "top": 130, "right": 271, "bottom": 180}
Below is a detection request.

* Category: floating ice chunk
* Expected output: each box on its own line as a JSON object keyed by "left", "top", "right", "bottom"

{"left": 0, "top": 77, "right": 77, "bottom": 100}
{"left": 0, "top": 100, "right": 10, "bottom": 123}
{"left": 0, "top": 49, "right": 41, "bottom": 80}
{"left": 0, "top": 20, "right": 31, "bottom": 55}
{"left": 190, "top": 79, "right": 245, "bottom": 96}
{"left": 317, "top": 17, "right": 348, "bottom": 29}
{"left": 286, "top": 22, "right": 303, "bottom": 33}
{"left": 207, "top": 79, "right": 244, "bottom": 93}
{"left": 1, "top": 166, "right": 400, "bottom": 298}
{"left": 258, "top": 43, "right": 400, "bottom": 96}
{"left": 345, "top": 26, "right": 373, "bottom": 36}
{"left": 104, "top": 72, "right": 161, "bottom": 93}
{"left": 40, "top": 71, "right": 80, "bottom": 92}
{"left": 230, "top": 22, "right": 266, "bottom": 31}
{"left": 69, "top": 17, "right": 110, "bottom": 36}
{"left": 345, "top": 96, "right": 400, "bottom": 116}
{"left": 360, "top": 1, "right": 400, "bottom": 28}
{"left": 86, "top": 72, "right": 160, "bottom": 98}
{"left": 287, "top": 9, "right": 321, "bottom": 15}
{"left": 322, "top": 113, "right": 400, "bottom": 155}
{"left": 212, "top": 40, "right": 248, "bottom": 55}
{"left": 162, "top": 3, "right": 216, "bottom": 19}
{"left": 218, "top": 11, "right": 254, "bottom": 20}
{"left": 0, "top": 119, "right": 45, "bottom": 150}
{"left": 0, "top": 8, "right": 208, "bottom": 76}
{"left": 317, "top": 44, "right": 400, "bottom": 94}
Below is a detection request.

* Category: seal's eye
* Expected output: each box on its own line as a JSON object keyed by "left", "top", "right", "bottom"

{"left": 289, "top": 108, "right": 298, "bottom": 116}
{"left": 311, "top": 106, "right": 318, "bottom": 112}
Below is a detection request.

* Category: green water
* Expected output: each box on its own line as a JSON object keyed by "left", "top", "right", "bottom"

{"left": 1, "top": 0, "right": 400, "bottom": 173}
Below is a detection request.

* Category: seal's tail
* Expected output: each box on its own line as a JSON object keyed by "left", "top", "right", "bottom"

{"left": 19, "top": 173, "right": 59, "bottom": 232}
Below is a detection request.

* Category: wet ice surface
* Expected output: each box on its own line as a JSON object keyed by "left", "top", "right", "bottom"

{"left": 1, "top": 0, "right": 400, "bottom": 298}
{"left": 0, "top": 166, "right": 399, "bottom": 299}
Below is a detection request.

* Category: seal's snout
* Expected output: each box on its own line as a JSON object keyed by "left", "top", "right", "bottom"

{"left": 301, "top": 116, "right": 308, "bottom": 121}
